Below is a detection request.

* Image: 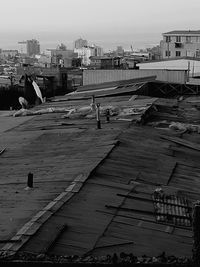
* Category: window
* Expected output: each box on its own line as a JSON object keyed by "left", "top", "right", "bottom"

{"left": 165, "top": 36, "right": 171, "bottom": 43}
{"left": 196, "top": 50, "right": 200, "bottom": 58}
{"left": 176, "top": 36, "right": 181, "bottom": 42}
{"left": 176, "top": 51, "right": 181, "bottom": 57}
{"left": 186, "top": 36, "right": 192, "bottom": 43}
{"left": 165, "top": 50, "right": 171, "bottom": 57}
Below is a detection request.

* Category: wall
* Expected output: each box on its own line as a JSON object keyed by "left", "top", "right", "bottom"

{"left": 83, "top": 69, "right": 187, "bottom": 85}
{"left": 137, "top": 59, "right": 200, "bottom": 76}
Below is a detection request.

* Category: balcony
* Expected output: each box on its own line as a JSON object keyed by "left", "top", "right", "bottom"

{"left": 175, "top": 42, "right": 183, "bottom": 48}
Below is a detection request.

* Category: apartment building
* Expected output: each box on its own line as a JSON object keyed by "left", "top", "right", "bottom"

{"left": 161, "top": 30, "right": 200, "bottom": 59}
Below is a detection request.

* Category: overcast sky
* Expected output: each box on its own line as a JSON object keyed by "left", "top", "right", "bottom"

{"left": 1, "top": 0, "right": 200, "bottom": 51}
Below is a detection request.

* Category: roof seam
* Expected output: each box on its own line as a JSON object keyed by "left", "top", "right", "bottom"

{"left": 0, "top": 140, "right": 119, "bottom": 257}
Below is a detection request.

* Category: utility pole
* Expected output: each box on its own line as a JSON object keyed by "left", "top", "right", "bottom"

{"left": 193, "top": 201, "right": 200, "bottom": 264}
{"left": 167, "top": 39, "right": 170, "bottom": 59}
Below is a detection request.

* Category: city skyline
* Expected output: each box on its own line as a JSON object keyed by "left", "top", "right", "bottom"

{"left": 2, "top": 32, "right": 161, "bottom": 53}
{"left": 1, "top": 0, "right": 200, "bottom": 51}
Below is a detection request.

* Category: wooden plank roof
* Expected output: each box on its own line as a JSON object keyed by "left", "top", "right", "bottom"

{"left": 13, "top": 124, "right": 200, "bottom": 258}
{"left": 0, "top": 83, "right": 200, "bottom": 260}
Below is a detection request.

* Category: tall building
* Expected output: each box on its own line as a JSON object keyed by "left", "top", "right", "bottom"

{"left": 160, "top": 30, "right": 200, "bottom": 59}
{"left": 27, "top": 39, "right": 40, "bottom": 56}
{"left": 74, "top": 38, "right": 88, "bottom": 49}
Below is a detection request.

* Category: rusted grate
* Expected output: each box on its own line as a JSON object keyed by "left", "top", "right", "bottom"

{"left": 152, "top": 190, "right": 191, "bottom": 227}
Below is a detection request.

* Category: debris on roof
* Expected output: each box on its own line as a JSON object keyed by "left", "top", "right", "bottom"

{"left": 152, "top": 189, "right": 191, "bottom": 227}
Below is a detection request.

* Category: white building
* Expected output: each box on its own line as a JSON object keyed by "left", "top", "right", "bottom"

{"left": 161, "top": 30, "right": 200, "bottom": 59}
{"left": 74, "top": 45, "right": 104, "bottom": 66}
{"left": 74, "top": 46, "right": 95, "bottom": 66}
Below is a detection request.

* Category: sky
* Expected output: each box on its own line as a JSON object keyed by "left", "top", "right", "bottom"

{"left": 0, "top": 0, "right": 200, "bottom": 51}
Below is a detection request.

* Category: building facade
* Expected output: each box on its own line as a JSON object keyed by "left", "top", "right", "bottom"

{"left": 74, "top": 46, "right": 96, "bottom": 66}
{"left": 1, "top": 50, "right": 18, "bottom": 58}
{"left": 74, "top": 44, "right": 104, "bottom": 66}
{"left": 161, "top": 30, "right": 200, "bottom": 59}
{"left": 147, "top": 45, "right": 161, "bottom": 60}
{"left": 27, "top": 39, "right": 40, "bottom": 56}
{"left": 36, "top": 54, "right": 51, "bottom": 68}
{"left": 90, "top": 56, "right": 124, "bottom": 69}
{"left": 50, "top": 49, "right": 78, "bottom": 68}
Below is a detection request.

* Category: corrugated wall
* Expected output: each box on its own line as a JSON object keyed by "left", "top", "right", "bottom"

{"left": 83, "top": 69, "right": 187, "bottom": 85}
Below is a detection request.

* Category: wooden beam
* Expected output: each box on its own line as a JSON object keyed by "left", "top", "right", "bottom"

{"left": 105, "top": 205, "right": 191, "bottom": 220}
{"left": 117, "top": 193, "right": 192, "bottom": 209}
{"left": 160, "top": 135, "right": 200, "bottom": 152}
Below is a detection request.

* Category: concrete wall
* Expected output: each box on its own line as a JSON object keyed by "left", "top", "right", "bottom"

{"left": 137, "top": 59, "right": 200, "bottom": 76}
{"left": 83, "top": 69, "right": 187, "bottom": 85}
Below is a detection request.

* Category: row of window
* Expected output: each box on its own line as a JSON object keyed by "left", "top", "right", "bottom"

{"left": 165, "top": 51, "right": 181, "bottom": 57}
{"left": 165, "top": 50, "right": 200, "bottom": 57}
{"left": 165, "top": 36, "right": 199, "bottom": 43}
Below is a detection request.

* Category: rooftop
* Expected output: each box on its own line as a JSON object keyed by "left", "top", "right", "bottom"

{"left": 0, "top": 77, "right": 200, "bottom": 264}
{"left": 163, "top": 30, "right": 200, "bottom": 35}
{"left": 137, "top": 56, "right": 200, "bottom": 65}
